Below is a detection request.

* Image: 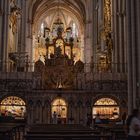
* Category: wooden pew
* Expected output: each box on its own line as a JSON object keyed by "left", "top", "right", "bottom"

{"left": 24, "top": 124, "right": 112, "bottom": 140}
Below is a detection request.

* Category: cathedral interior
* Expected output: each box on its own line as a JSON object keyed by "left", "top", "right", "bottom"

{"left": 0, "top": 0, "right": 140, "bottom": 140}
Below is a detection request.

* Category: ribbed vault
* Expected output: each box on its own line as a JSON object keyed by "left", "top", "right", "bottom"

{"left": 28, "top": 0, "right": 86, "bottom": 30}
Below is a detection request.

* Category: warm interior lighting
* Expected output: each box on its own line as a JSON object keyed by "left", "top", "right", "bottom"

{"left": 93, "top": 98, "right": 119, "bottom": 119}
{"left": 52, "top": 99, "right": 67, "bottom": 118}
{"left": 0, "top": 96, "right": 26, "bottom": 119}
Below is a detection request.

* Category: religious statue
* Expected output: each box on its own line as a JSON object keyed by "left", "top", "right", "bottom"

{"left": 56, "top": 46, "right": 63, "bottom": 57}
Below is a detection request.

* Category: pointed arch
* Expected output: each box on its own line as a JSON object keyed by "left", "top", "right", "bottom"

{"left": 92, "top": 97, "right": 120, "bottom": 120}
{"left": 51, "top": 98, "right": 67, "bottom": 119}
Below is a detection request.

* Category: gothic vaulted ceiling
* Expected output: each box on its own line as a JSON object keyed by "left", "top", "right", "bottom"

{"left": 27, "top": 0, "right": 86, "bottom": 26}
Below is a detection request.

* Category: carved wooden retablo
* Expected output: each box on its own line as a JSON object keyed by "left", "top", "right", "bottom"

{"left": 34, "top": 26, "right": 84, "bottom": 90}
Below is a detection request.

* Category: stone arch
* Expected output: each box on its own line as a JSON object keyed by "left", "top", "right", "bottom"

{"left": 43, "top": 98, "right": 51, "bottom": 124}
{"left": 76, "top": 99, "right": 84, "bottom": 124}
{"left": 27, "top": 99, "right": 34, "bottom": 124}
{"left": 34, "top": 100, "right": 42, "bottom": 123}
{"left": 92, "top": 95, "right": 120, "bottom": 120}
{"left": 93, "top": 95, "right": 120, "bottom": 106}
{"left": 67, "top": 97, "right": 75, "bottom": 122}
{"left": 0, "top": 96, "right": 26, "bottom": 119}
{"left": 51, "top": 97, "right": 67, "bottom": 124}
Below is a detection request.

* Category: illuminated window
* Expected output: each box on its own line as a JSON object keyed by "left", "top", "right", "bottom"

{"left": 72, "top": 22, "right": 78, "bottom": 38}
{"left": 52, "top": 98, "right": 67, "bottom": 118}
{"left": 0, "top": 96, "right": 26, "bottom": 119}
{"left": 93, "top": 98, "right": 119, "bottom": 119}
{"left": 41, "top": 23, "right": 44, "bottom": 34}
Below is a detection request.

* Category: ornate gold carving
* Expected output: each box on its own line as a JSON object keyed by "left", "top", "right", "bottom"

{"left": 104, "top": 0, "right": 111, "bottom": 33}
{"left": 98, "top": 55, "right": 107, "bottom": 72}
{"left": 34, "top": 18, "right": 84, "bottom": 90}
{"left": 98, "top": 0, "right": 112, "bottom": 72}
{"left": 43, "top": 62, "right": 74, "bottom": 89}
{"left": 35, "top": 37, "right": 75, "bottom": 90}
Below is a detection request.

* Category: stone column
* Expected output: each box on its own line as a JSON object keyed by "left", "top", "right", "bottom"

{"left": 67, "top": 104, "right": 71, "bottom": 124}
{"left": 0, "top": 0, "right": 3, "bottom": 70}
{"left": 126, "top": 0, "right": 140, "bottom": 114}
{"left": 112, "top": 0, "right": 126, "bottom": 73}
{"left": 113, "top": 0, "right": 120, "bottom": 72}
{"left": 27, "top": 106, "right": 32, "bottom": 125}
{"left": 48, "top": 105, "right": 51, "bottom": 124}
{"left": 25, "top": 0, "right": 34, "bottom": 71}
{"left": 14, "top": 0, "right": 27, "bottom": 71}
{"left": 16, "top": 0, "right": 26, "bottom": 52}
{"left": 136, "top": 0, "right": 140, "bottom": 107}
{"left": 1, "top": 0, "right": 9, "bottom": 72}
{"left": 39, "top": 105, "right": 42, "bottom": 123}
{"left": 80, "top": 105, "right": 84, "bottom": 124}
{"left": 123, "top": 0, "right": 127, "bottom": 73}
{"left": 131, "top": 0, "right": 137, "bottom": 110}
{"left": 26, "top": 21, "right": 33, "bottom": 71}
{"left": 118, "top": 0, "right": 123, "bottom": 72}
{"left": 42, "top": 105, "right": 45, "bottom": 124}
{"left": 84, "top": 0, "right": 94, "bottom": 73}
{"left": 16, "top": 0, "right": 21, "bottom": 52}
{"left": 31, "top": 106, "right": 34, "bottom": 124}
{"left": 19, "top": 0, "right": 26, "bottom": 52}
{"left": 133, "top": 0, "right": 140, "bottom": 109}
{"left": 93, "top": 0, "right": 98, "bottom": 71}
{"left": 46, "top": 106, "right": 50, "bottom": 124}
{"left": 119, "top": 0, "right": 126, "bottom": 73}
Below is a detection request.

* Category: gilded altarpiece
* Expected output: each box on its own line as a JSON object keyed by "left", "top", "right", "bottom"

{"left": 34, "top": 27, "right": 84, "bottom": 90}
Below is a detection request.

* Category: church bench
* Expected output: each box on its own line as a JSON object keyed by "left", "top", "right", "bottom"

{"left": 24, "top": 134, "right": 112, "bottom": 140}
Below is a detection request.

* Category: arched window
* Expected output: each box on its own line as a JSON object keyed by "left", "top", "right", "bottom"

{"left": 51, "top": 98, "right": 67, "bottom": 118}
{"left": 69, "top": 21, "right": 78, "bottom": 38}
{"left": 72, "top": 23, "right": 78, "bottom": 38}
{"left": 0, "top": 96, "right": 26, "bottom": 119}
{"left": 93, "top": 98, "right": 119, "bottom": 119}
{"left": 41, "top": 23, "right": 44, "bottom": 34}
